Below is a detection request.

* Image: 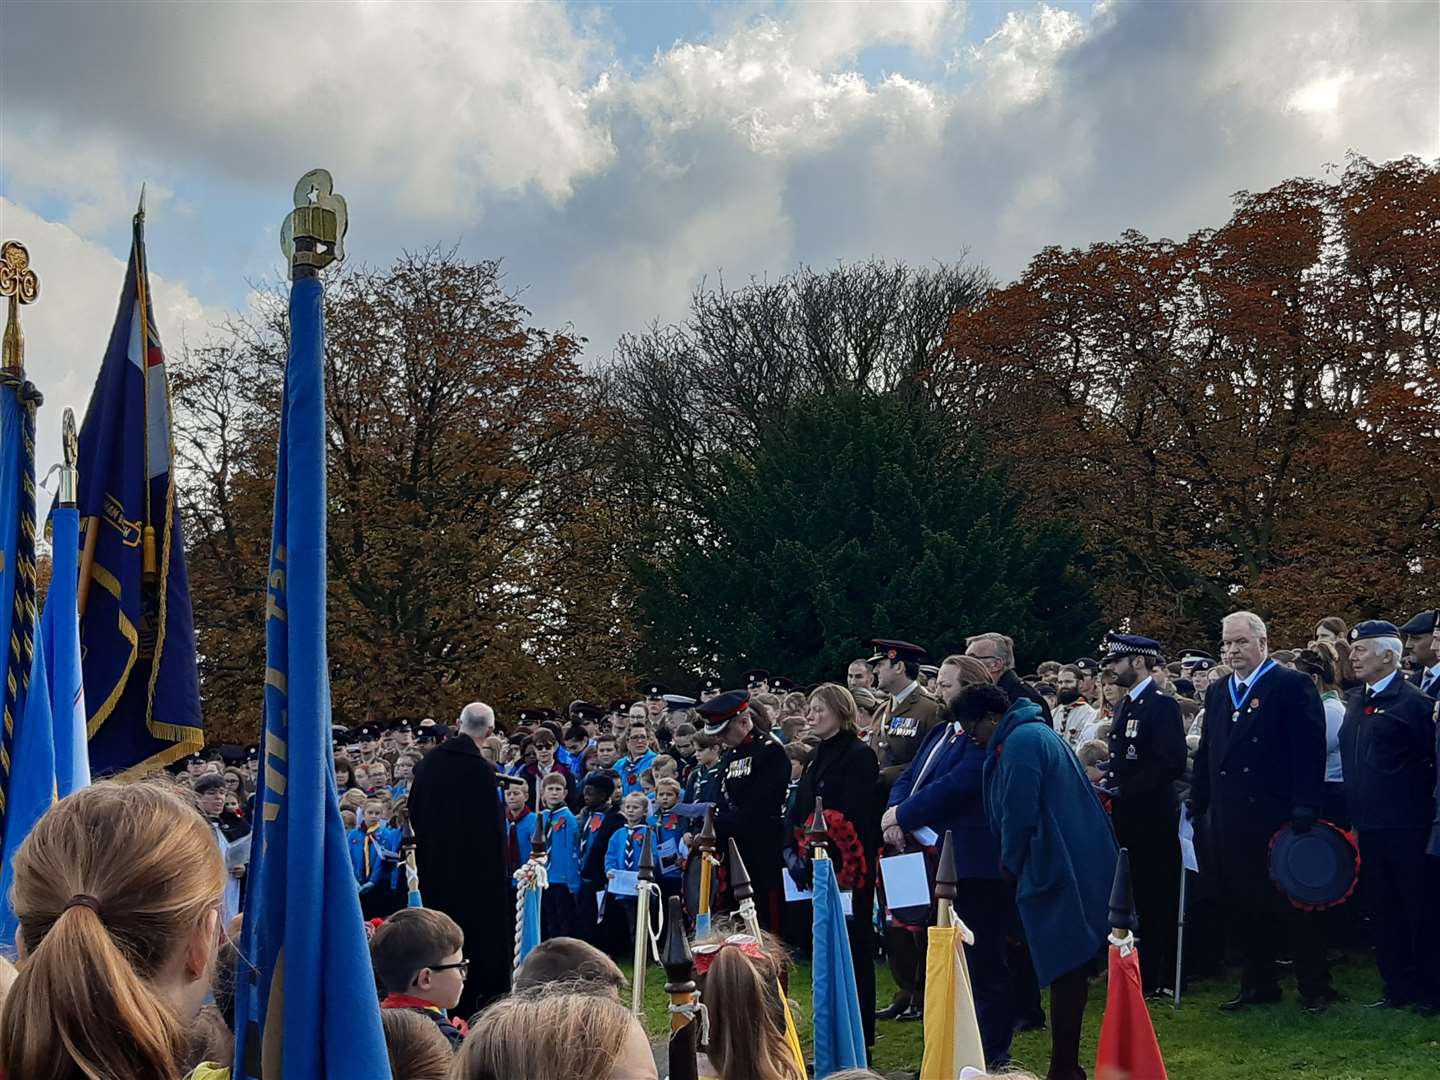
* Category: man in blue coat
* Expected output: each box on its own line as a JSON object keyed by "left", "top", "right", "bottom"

{"left": 883, "top": 655, "right": 1013, "bottom": 1067}
{"left": 955, "top": 684, "right": 1117, "bottom": 1080}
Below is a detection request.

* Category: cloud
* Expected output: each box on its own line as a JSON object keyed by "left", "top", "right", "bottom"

{"left": 2, "top": 0, "right": 1435, "bottom": 377}
{"left": 0, "top": 199, "right": 227, "bottom": 475}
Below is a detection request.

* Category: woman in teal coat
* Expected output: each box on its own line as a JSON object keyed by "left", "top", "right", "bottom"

{"left": 955, "top": 684, "right": 1118, "bottom": 1080}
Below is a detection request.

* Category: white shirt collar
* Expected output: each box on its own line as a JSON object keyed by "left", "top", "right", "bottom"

{"left": 1127, "top": 676, "right": 1153, "bottom": 701}
{"left": 892, "top": 680, "right": 919, "bottom": 707}
{"left": 1367, "top": 670, "right": 1399, "bottom": 695}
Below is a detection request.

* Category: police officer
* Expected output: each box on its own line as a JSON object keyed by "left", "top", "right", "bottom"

{"left": 871, "top": 639, "right": 942, "bottom": 795}
{"left": 1100, "top": 631, "right": 1188, "bottom": 995}
{"left": 700, "top": 689, "right": 790, "bottom": 932}
{"left": 1339, "top": 620, "right": 1440, "bottom": 1015}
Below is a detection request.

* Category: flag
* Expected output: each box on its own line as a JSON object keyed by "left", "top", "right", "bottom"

{"left": 1095, "top": 935, "right": 1169, "bottom": 1080}
{"left": 0, "top": 499, "right": 90, "bottom": 948}
{"left": 811, "top": 856, "right": 866, "bottom": 1075}
{"left": 75, "top": 206, "right": 202, "bottom": 776}
{"left": 231, "top": 265, "right": 388, "bottom": 1078}
{"left": 518, "top": 879, "right": 542, "bottom": 965}
{"left": 920, "top": 922, "right": 986, "bottom": 1079}
{"left": 0, "top": 363, "right": 40, "bottom": 855}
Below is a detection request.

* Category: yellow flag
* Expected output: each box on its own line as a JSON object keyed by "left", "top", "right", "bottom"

{"left": 920, "top": 924, "right": 986, "bottom": 1078}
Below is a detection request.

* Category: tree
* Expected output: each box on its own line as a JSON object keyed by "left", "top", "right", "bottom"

{"left": 173, "top": 250, "right": 637, "bottom": 742}
{"left": 632, "top": 391, "right": 1101, "bottom": 686}
{"left": 946, "top": 154, "right": 1439, "bottom": 647}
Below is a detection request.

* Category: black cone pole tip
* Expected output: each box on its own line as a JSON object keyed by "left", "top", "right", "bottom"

{"left": 935, "top": 829, "right": 958, "bottom": 902}
{"left": 1108, "top": 847, "right": 1137, "bottom": 931}
{"left": 662, "top": 895, "right": 694, "bottom": 977}
{"left": 807, "top": 796, "right": 829, "bottom": 849}
{"left": 727, "top": 837, "right": 754, "bottom": 901}
{"left": 639, "top": 827, "right": 657, "bottom": 883}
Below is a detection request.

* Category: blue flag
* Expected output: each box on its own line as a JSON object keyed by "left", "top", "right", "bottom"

{"left": 76, "top": 211, "right": 203, "bottom": 776}
{"left": 0, "top": 502, "right": 91, "bottom": 948}
{"left": 812, "top": 856, "right": 867, "bottom": 1075}
{"left": 232, "top": 271, "right": 389, "bottom": 1078}
{"left": 518, "top": 879, "right": 542, "bottom": 965}
{"left": 0, "top": 366, "right": 41, "bottom": 867}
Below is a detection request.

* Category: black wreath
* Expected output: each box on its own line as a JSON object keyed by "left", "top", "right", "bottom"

{"left": 796, "top": 809, "right": 868, "bottom": 891}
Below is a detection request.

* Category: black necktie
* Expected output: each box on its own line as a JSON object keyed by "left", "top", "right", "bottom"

{"left": 1235, "top": 681, "right": 1249, "bottom": 701}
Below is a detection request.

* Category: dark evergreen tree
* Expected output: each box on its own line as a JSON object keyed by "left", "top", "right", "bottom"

{"left": 634, "top": 391, "right": 1101, "bottom": 687}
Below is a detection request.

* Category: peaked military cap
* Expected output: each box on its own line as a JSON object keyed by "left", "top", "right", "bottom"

{"left": 1100, "top": 632, "right": 1162, "bottom": 664}
{"left": 699, "top": 676, "right": 724, "bottom": 696}
{"left": 769, "top": 676, "right": 796, "bottom": 693}
{"left": 642, "top": 682, "right": 667, "bottom": 699}
{"left": 663, "top": 693, "right": 698, "bottom": 711}
{"left": 1349, "top": 620, "right": 1401, "bottom": 642}
{"left": 698, "top": 690, "right": 751, "bottom": 736}
{"left": 741, "top": 669, "right": 770, "bottom": 689}
{"left": 1399, "top": 610, "right": 1438, "bottom": 636}
{"left": 869, "top": 639, "right": 927, "bottom": 665}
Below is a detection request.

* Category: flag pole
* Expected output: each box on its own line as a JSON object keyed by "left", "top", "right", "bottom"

{"left": 632, "top": 827, "right": 658, "bottom": 1017}
{"left": 694, "top": 806, "right": 717, "bottom": 936}
{"left": 663, "top": 894, "right": 700, "bottom": 1080}
{"left": 934, "top": 828, "right": 958, "bottom": 931}
{"left": 1173, "top": 857, "right": 1187, "bottom": 1007}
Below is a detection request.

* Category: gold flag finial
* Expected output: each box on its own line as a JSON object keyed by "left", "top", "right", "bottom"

{"left": 280, "top": 169, "right": 347, "bottom": 280}
{"left": 1, "top": 240, "right": 40, "bottom": 373}
{"left": 60, "top": 408, "right": 79, "bottom": 507}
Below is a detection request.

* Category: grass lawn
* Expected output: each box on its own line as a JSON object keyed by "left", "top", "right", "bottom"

{"left": 629, "top": 950, "right": 1440, "bottom": 1078}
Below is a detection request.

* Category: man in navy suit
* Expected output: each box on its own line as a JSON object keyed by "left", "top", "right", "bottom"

{"left": 1099, "top": 631, "right": 1188, "bottom": 996}
{"left": 1191, "top": 610, "right": 1334, "bottom": 1012}
{"left": 883, "top": 654, "right": 1013, "bottom": 1067}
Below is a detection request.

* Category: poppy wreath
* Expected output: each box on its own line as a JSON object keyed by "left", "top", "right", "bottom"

{"left": 796, "top": 808, "right": 868, "bottom": 891}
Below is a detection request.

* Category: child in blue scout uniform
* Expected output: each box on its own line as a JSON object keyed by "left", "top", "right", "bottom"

{"left": 651, "top": 778, "right": 686, "bottom": 899}
{"left": 604, "top": 791, "right": 655, "bottom": 955}
{"left": 349, "top": 796, "right": 403, "bottom": 920}
{"left": 614, "top": 723, "right": 658, "bottom": 797}
{"left": 501, "top": 776, "right": 537, "bottom": 889}
{"left": 537, "top": 773, "right": 581, "bottom": 939}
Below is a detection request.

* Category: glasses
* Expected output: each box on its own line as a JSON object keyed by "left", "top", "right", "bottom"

{"left": 429, "top": 959, "right": 470, "bottom": 977}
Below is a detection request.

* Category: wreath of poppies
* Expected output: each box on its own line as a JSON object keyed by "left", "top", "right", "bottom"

{"left": 796, "top": 808, "right": 868, "bottom": 891}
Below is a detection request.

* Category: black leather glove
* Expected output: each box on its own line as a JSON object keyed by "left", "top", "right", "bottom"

{"left": 1291, "top": 806, "right": 1316, "bottom": 834}
{"left": 783, "top": 848, "right": 812, "bottom": 890}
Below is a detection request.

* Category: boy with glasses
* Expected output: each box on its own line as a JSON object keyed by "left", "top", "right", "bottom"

{"left": 371, "top": 907, "right": 471, "bottom": 1047}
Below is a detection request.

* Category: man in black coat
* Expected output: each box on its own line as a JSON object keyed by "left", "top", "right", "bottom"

{"left": 1100, "top": 632, "right": 1188, "bottom": 996}
{"left": 407, "top": 701, "right": 511, "bottom": 1018}
{"left": 1339, "top": 620, "right": 1440, "bottom": 1014}
{"left": 1399, "top": 609, "right": 1440, "bottom": 699}
{"left": 701, "top": 690, "right": 790, "bottom": 932}
{"left": 1191, "top": 610, "right": 1334, "bottom": 1012}
{"left": 966, "top": 631, "right": 1053, "bottom": 725}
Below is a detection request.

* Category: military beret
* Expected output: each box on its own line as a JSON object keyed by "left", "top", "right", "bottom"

{"left": 698, "top": 690, "right": 751, "bottom": 736}
{"left": 1349, "top": 620, "right": 1401, "bottom": 642}
{"left": 570, "top": 700, "right": 605, "bottom": 722}
{"left": 1398, "top": 610, "right": 1438, "bottom": 637}
{"left": 1100, "top": 632, "right": 1162, "bottom": 664}
{"left": 769, "top": 676, "right": 796, "bottom": 694}
{"left": 699, "top": 676, "right": 723, "bottom": 696}
{"left": 741, "top": 669, "right": 770, "bottom": 688}
{"left": 1072, "top": 657, "right": 1101, "bottom": 675}
{"left": 869, "top": 639, "right": 927, "bottom": 665}
{"left": 642, "top": 682, "right": 667, "bottom": 699}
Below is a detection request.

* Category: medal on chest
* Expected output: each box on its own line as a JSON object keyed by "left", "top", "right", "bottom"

{"left": 1124, "top": 715, "right": 1139, "bottom": 738}
{"left": 726, "top": 756, "right": 753, "bottom": 781}
{"left": 888, "top": 716, "right": 919, "bottom": 738}
{"left": 1125, "top": 743, "right": 1138, "bottom": 760}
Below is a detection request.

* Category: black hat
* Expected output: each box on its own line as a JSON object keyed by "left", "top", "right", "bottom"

{"left": 1100, "top": 632, "right": 1162, "bottom": 665}
{"left": 570, "top": 700, "right": 604, "bottom": 722}
{"left": 699, "top": 676, "right": 723, "bottom": 696}
{"left": 642, "top": 682, "right": 667, "bottom": 699}
{"left": 741, "top": 669, "right": 769, "bottom": 689}
{"left": 1179, "top": 650, "right": 1214, "bottom": 669}
{"left": 869, "top": 639, "right": 926, "bottom": 665}
{"left": 769, "top": 676, "right": 796, "bottom": 694}
{"left": 698, "top": 690, "right": 751, "bottom": 736}
{"left": 1073, "top": 657, "right": 1100, "bottom": 675}
{"left": 517, "top": 706, "right": 557, "bottom": 725}
{"left": 607, "top": 699, "right": 628, "bottom": 714}
{"left": 1268, "top": 820, "right": 1360, "bottom": 910}
{"left": 662, "top": 694, "right": 697, "bottom": 711}
{"left": 582, "top": 771, "right": 616, "bottom": 797}
{"left": 1348, "top": 620, "right": 1401, "bottom": 643}
{"left": 398, "top": 718, "right": 412, "bottom": 730}
{"left": 1398, "top": 610, "right": 1438, "bottom": 636}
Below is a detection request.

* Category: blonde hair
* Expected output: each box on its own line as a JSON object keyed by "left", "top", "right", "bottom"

{"left": 382, "top": 1007, "right": 453, "bottom": 1080}
{"left": 807, "top": 683, "right": 859, "bottom": 735}
{"left": 941, "top": 654, "right": 994, "bottom": 688}
{"left": 450, "top": 989, "right": 641, "bottom": 1080}
{"left": 0, "top": 781, "right": 225, "bottom": 1080}
{"left": 700, "top": 941, "right": 803, "bottom": 1080}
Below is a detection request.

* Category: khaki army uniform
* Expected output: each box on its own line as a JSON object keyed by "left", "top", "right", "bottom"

{"left": 874, "top": 681, "right": 942, "bottom": 792}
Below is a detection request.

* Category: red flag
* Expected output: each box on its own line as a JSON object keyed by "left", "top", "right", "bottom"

{"left": 1096, "top": 937, "right": 1168, "bottom": 1080}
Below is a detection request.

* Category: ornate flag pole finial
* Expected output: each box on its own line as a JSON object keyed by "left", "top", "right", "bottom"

{"left": 59, "top": 408, "right": 79, "bottom": 507}
{"left": 280, "top": 169, "right": 348, "bottom": 280}
{"left": 1, "top": 241, "right": 40, "bottom": 374}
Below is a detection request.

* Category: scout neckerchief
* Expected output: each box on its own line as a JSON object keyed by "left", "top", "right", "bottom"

{"left": 1229, "top": 658, "right": 1277, "bottom": 717}
{"left": 624, "top": 822, "right": 647, "bottom": 867}
{"left": 361, "top": 821, "right": 385, "bottom": 879}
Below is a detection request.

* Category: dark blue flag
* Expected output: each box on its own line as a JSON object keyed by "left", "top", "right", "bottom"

{"left": 233, "top": 173, "right": 387, "bottom": 1077}
{"left": 75, "top": 207, "right": 202, "bottom": 775}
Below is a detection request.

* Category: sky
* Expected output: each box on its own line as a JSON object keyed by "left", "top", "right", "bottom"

{"left": 2, "top": 0, "right": 1437, "bottom": 475}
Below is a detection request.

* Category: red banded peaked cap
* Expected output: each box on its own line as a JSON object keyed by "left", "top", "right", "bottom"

{"left": 869, "top": 639, "right": 927, "bottom": 665}
{"left": 698, "top": 690, "right": 751, "bottom": 736}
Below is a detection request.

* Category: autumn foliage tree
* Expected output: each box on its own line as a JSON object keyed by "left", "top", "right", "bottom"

{"left": 946, "top": 154, "right": 1439, "bottom": 647}
{"left": 173, "top": 250, "right": 636, "bottom": 742}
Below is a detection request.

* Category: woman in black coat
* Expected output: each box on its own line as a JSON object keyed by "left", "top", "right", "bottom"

{"left": 784, "top": 682, "right": 880, "bottom": 1050}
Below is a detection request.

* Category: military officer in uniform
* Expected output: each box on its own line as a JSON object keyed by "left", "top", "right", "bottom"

{"left": 869, "top": 638, "right": 942, "bottom": 1022}
{"left": 1339, "top": 620, "right": 1439, "bottom": 1015}
{"left": 1100, "top": 632, "right": 1188, "bottom": 995}
{"left": 700, "top": 689, "right": 790, "bottom": 932}
{"left": 1191, "top": 610, "right": 1334, "bottom": 1012}
{"left": 871, "top": 639, "right": 943, "bottom": 795}
{"left": 1399, "top": 609, "right": 1439, "bottom": 699}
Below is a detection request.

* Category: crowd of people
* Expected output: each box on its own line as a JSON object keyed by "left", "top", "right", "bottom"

{"left": 0, "top": 608, "right": 1435, "bottom": 1080}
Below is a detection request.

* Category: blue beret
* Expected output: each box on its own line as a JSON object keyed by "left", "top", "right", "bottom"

{"left": 1349, "top": 620, "right": 1400, "bottom": 643}
{"left": 1398, "top": 610, "right": 1438, "bottom": 636}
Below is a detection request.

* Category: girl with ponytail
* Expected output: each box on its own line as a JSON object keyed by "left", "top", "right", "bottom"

{"left": 692, "top": 930, "right": 804, "bottom": 1080}
{"left": 0, "top": 781, "right": 226, "bottom": 1080}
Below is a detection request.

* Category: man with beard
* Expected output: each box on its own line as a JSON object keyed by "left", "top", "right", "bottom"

{"left": 1191, "top": 611, "right": 1334, "bottom": 1013}
{"left": 1399, "top": 609, "right": 1439, "bottom": 698}
{"left": 1099, "top": 632, "right": 1188, "bottom": 996}
{"left": 407, "top": 701, "right": 511, "bottom": 1017}
{"left": 1053, "top": 664, "right": 1097, "bottom": 746}
{"left": 966, "top": 632, "right": 1053, "bottom": 726}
